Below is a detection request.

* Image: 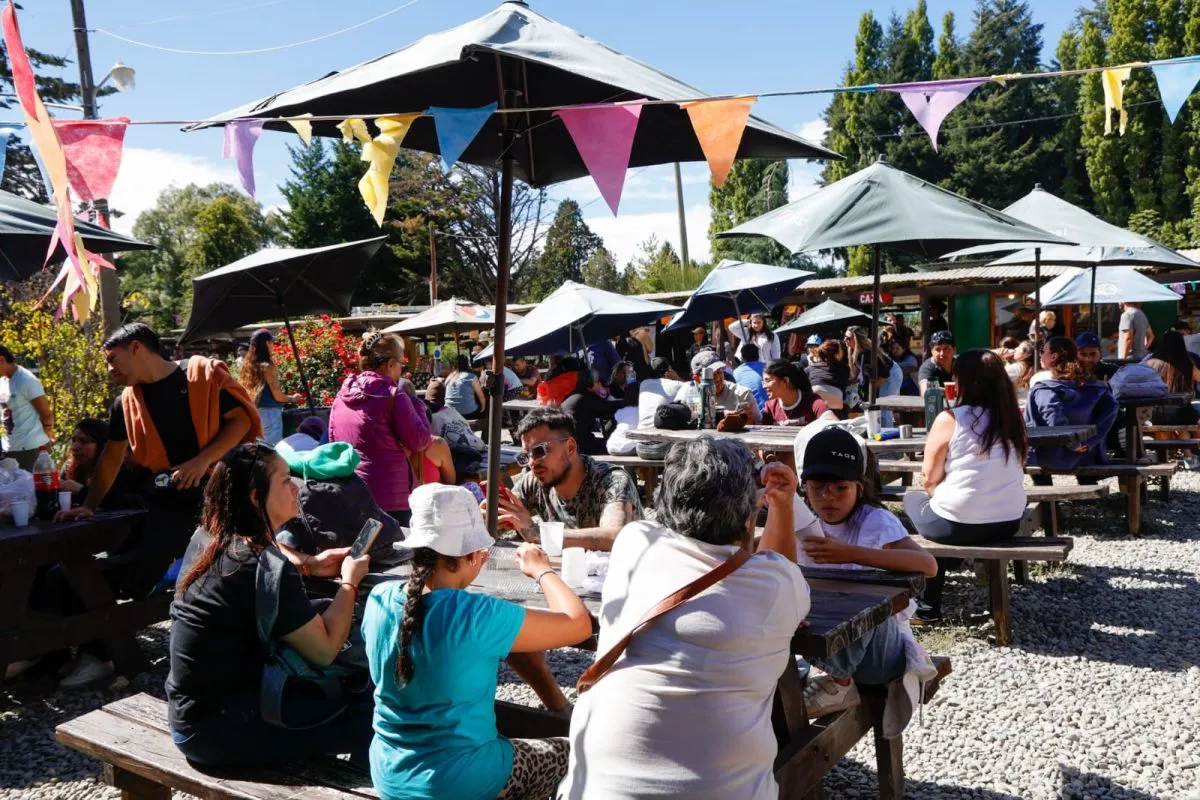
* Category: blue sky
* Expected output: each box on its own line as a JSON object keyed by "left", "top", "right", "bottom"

{"left": 13, "top": 0, "right": 1078, "bottom": 265}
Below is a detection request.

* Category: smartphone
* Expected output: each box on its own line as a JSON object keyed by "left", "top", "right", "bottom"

{"left": 351, "top": 518, "right": 384, "bottom": 559}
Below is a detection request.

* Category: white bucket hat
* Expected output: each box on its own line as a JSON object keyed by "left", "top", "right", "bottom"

{"left": 398, "top": 483, "right": 496, "bottom": 557}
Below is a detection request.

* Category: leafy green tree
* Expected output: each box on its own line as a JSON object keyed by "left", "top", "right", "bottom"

{"left": 120, "top": 184, "right": 270, "bottom": 332}
{"left": 932, "top": 11, "right": 961, "bottom": 79}
{"left": 1185, "top": 0, "right": 1200, "bottom": 216}
{"left": 822, "top": 12, "right": 888, "bottom": 185}
{"left": 580, "top": 246, "right": 628, "bottom": 294}
{"left": 708, "top": 159, "right": 791, "bottom": 265}
{"left": 627, "top": 236, "right": 713, "bottom": 294}
{"left": 522, "top": 199, "right": 602, "bottom": 301}
{"left": 1052, "top": 29, "right": 1091, "bottom": 207}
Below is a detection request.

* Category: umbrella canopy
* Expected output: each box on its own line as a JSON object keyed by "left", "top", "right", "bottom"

{"left": 0, "top": 189, "right": 150, "bottom": 281}
{"left": 942, "top": 185, "right": 1150, "bottom": 260}
{"left": 716, "top": 160, "right": 1072, "bottom": 403}
{"left": 475, "top": 281, "right": 680, "bottom": 360}
{"left": 985, "top": 243, "right": 1198, "bottom": 270}
{"left": 179, "top": 237, "right": 387, "bottom": 342}
{"left": 188, "top": 2, "right": 837, "bottom": 185}
{"left": 661, "top": 259, "right": 813, "bottom": 334}
{"left": 717, "top": 161, "right": 1071, "bottom": 257}
{"left": 382, "top": 298, "right": 520, "bottom": 336}
{"left": 775, "top": 299, "right": 870, "bottom": 335}
{"left": 1032, "top": 266, "right": 1183, "bottom": 306}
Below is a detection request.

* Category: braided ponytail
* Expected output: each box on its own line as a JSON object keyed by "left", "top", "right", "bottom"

{"left": 396, "top": 547, "right": 438, "bottom": 686}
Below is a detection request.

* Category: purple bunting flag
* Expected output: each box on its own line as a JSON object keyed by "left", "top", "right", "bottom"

{"left": 223, "top": 120, "right": 264, "bottom": 198}
{"left": 888, "top": 79, "right": 988, "bottom": 151}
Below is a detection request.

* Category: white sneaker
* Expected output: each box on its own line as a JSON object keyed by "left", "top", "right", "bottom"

{"left": 58, "top": 653, "right": 113, "bottom": 689}
{"left": 804, "top": 673, "right": 860, "bottom": 718}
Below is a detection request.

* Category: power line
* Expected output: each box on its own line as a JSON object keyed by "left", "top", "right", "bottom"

{"left": 93, "top": 0, "right": 422, "bottom": 56}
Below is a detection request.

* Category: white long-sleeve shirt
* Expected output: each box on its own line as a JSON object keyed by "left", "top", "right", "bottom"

{"left": 727, "top": 320, "right": 781, "bottom": 363}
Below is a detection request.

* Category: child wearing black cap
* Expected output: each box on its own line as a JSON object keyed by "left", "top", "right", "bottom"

{"left": 794, "top": 425, "right": 936, "bottom": 720}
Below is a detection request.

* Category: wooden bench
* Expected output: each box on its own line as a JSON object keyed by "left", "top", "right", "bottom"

{"left": 56, "top": 693, "right": 569, "bottom": 800}
{"left": 877, "top": 462, "right": 1111, "bottom": 537}
{"left": 1142, "top": 438, "right": 1197, "bottom": 500}
{"left": 593, "top": 454, "right": 665, "bottom": 506}
{"left": 909, "top": 533, "right": 1072, "bottom": 646}
{"left": 1024, "top": 462, "right": 1177, "bottom": 535}
{"left": 772, "top": 656, "right": 952, "bottom": 799}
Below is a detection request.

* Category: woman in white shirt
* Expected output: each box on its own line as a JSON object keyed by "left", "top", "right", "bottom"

{"left": 728, "top": 313, "right": 782, "bottom": 363}
{"left": 559, "top": 437, "right": 809, "bottom": 800}
{"left": 904, "top": 349, "right": 1028, "bottom": 620}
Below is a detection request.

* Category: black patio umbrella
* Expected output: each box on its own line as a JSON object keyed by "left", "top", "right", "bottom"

{"left": 189, "top": 0, "right": 837, "bottom": 531}
{"left": 718, "top": 160, "right": 1074, "bottom": 401}
{"left": 179, "top": 236, "right": 387, "bottom": 411}
{"left": 0, "top": 189, "right": 150, "bottom": 281}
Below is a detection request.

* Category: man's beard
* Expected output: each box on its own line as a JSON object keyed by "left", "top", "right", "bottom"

{"left": 540, "top": 461, "right": 571, "bottom": 490}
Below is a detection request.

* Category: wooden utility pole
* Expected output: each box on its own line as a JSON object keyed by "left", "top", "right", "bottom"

{"left": 674, "top": 162, "right": 690, "bottom": 271}
{"left": 69, "top": 0, "right": 121, "bottom": 334}
{"left": 428, "top": 226, "right": 438, "bottom": 303}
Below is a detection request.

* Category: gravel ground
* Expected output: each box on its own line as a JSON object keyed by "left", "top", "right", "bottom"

{"left": 4, "top": 473, "right": 1200, "bottom": 799}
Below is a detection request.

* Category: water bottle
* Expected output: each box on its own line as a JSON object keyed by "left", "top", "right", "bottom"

{"left": 698, "top": 367, "right": 715, "bottom": 430}
{"left": 32, "top": 446, "right": 59, "bottom": 521}
{"left": 923, "top": 380, "right": 946, "bottom": 431}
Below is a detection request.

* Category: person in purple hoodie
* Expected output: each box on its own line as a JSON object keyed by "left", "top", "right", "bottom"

{"left": 1023, "top": 336, "right": 1118, "bottom": 484}
{"left": 328, "top": 330, "right": 431, "bottom": 524}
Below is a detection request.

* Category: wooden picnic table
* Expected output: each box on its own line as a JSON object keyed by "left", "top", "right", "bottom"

{"left": 1114, "top": 392, "right": 1192, "bottom": 463}
{"left": 0, "top": 509, "right": 167, "bottom": 678}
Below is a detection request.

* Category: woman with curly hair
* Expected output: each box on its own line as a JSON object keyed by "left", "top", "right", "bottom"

{"left": 237, "top": 329, "right": 302, "bottom": 445}
{"left": 363, "top": 483, "right": 591, "bottom": 800}
{"left": 166, "top": 442, "right": 371, "bottom": 766}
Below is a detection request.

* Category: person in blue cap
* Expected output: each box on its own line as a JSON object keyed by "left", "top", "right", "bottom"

{"left": 1074, "top": 331, "right": 1104, "bottom": 378}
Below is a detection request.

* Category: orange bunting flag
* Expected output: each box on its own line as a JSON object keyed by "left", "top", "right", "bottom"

{"left": 680, "top": 97, "right": 756, "bottom": 188}
{"left": 2, "top": 1, "right": 89, "bottom": 318}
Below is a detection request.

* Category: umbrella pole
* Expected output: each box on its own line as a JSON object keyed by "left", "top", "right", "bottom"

{"left": 869, "top": 244, "right": 881, "bottom": 405}
{"left": 483, "top": 146, "right": 515, "bottom": 535}
{"left": 1091, "top": 265, "right": 1099, "bottom": 337}
{"left": 279, "top": 303, "right": 317, "bottom": 415}
{"left": 1033, "top": 247, "right": 1042, "bottom": 318}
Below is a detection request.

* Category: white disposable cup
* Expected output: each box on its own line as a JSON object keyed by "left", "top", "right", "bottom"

{"left": 561, "top": 547, "right": 587, "bottom": 588}
{"left": 866, "top": 409, "right": 882, "bottom": 437}
{"left": 59, "top": 491, "right": 73, "bottom": 512}
{"left": 10, "top": 500, "right": 29, "bottom": 527}
{"left": 539, "top": 521, "right": 564, "bottom": 556}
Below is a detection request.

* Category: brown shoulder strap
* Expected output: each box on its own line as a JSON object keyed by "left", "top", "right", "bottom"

{"left": 576, "top": 547, "right": 752, "bottom": 694}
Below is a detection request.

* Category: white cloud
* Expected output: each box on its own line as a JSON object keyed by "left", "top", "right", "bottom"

{"left": 108, "top": 147, "right": 241, "bottom": 235}
{"left": 796, "top": 118, "right": 829, "bottom": 145}
{"left": 585, "top": 203, "right": 712, "bottom": 269}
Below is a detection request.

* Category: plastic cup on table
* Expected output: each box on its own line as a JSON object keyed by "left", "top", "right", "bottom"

{"left": 10, "top": 500, "right": 29, "bottom": 527}
{"left": 944, "top": 382, "right": 958, "bottom": 403}
{"left": 561, "top": 547, "right": 587, "bottom": 588}
{"left": 539, "top": 521, "right": 564, "bottom": 557}
{"left": 59, "top": 491, "right": 73, "bottom": 512}
{"left": 866, "top": 409, "right": 882, "bottom": 438}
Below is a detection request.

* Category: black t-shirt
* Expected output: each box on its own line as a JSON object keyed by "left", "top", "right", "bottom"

{"left": 109, "top": 367, "right": 240, "bottom": 467}
{"left": 166, "top": 534, "right": 316, "bottom": 734}
{"left": 918, "top": 358, "right": 955, "bottom": 387}
{"left": 561, "top": 391, "right": 617, "bottom": 455}
{"left": 806, "top": 359, "right": 849, "bottom": 391}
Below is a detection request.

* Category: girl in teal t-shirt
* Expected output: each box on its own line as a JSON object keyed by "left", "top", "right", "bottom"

{"left": 362, "top": 483, "right": 592, "bottom": 800}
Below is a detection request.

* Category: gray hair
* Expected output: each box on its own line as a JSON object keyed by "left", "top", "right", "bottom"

{"left": 656, "top": 436, "right": 757, "bottom": 546}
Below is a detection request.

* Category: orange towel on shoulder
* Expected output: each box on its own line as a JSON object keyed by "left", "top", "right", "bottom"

{"left": 121, "top": 356, "right": 264, "bottom": 472}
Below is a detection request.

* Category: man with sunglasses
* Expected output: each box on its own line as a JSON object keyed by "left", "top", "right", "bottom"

{"left": 488, "top": 407, "right": 642, "bottom": 552}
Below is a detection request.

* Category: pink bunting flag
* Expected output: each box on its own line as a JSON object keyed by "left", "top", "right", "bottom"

{"left": 554, "top": 101, "right": 644, "bottom": 215}
{"left": 52, "top": 117, "right": 129, "bottom": 203}
{"left": 887, "top": 79, "right": 988, "bottom": 151}
{"left": 223, "top": 120, "right": 264, "bottom": 198}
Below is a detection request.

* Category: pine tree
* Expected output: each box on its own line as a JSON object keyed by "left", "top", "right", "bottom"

{"left": 1152, "top": 0, "right": 1191, "bottom": 222}
{"left": 932, "top": 12, "right": 960, "bottom": 79}
{"left": 822, "top": 12, "right": 888, "bottom": 185}
{"left": 580, "top": 247, "right": 628, "bottom": 293}
{"left": 1184, "top": 0, "right": 1200, "bottom": 217}
{"left": 1079, "top": 13, "right": 1131, "bottom": 223}
{"left": 1053, "top": 29, "right": 1092, "bottom": 207}
{"left": 939, "top": 0, "right": 1058, "bottom": 210}
{"left": 708, "top": 159, "right": 791, "bottom": 265}
{"left": 1107, "top": 0, "right": 1158, "bottom": 216}
{"left": 523, "top": 200, "right": 602, "bottom": 301}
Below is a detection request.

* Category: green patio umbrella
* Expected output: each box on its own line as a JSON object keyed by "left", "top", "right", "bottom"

{"left": 717, "top": 160, "right": 1072, "bottom": 400}
{"left": 774, "top": 298, "right": 869, "bottom": 335}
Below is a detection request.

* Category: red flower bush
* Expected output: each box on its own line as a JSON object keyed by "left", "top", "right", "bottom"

{"left": 271, "top": 315, "right": 361, "bottom": 407}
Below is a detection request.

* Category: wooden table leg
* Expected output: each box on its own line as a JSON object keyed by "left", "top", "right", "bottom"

{"left": 865, "top": 691, "right": 905, "bottom": 800}
{"left": 60, "top": 560, "right": 149, "bottom": 676}
{"left": 1123, "top": 476, "right": 1143, "bottom": 536}
{"left": 103, "top": 764, "right": 170, "bottom": 800}
{"left": 0, "top": 566, "right": 36, "bottom": 676}
{"left": 987, "top": 559, "right": 1012, "bottom": 646}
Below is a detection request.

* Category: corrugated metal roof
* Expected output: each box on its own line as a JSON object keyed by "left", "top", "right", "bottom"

{"left": 1181, "top": 248, "right": 1200, "bottom": 263}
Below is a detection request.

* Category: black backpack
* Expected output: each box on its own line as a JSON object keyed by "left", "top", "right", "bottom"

{"left": 654, "top": 401, "right": 695, "bottom": 431}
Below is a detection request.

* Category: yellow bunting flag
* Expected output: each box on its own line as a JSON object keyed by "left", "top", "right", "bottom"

{"left": 338, "top": 118, "right": 371, "bottom": 145}
{"left": 680, "top": 96, "right": 756, "bottom": 188}
{"left": 287, "top": 113, "right": 313, "bottom": 145}
{"left": 1102, "top": 67, "right": 1132, "bottom": 135}
{"left": 357, "top": 114, "right": 418, "bottom": 226}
